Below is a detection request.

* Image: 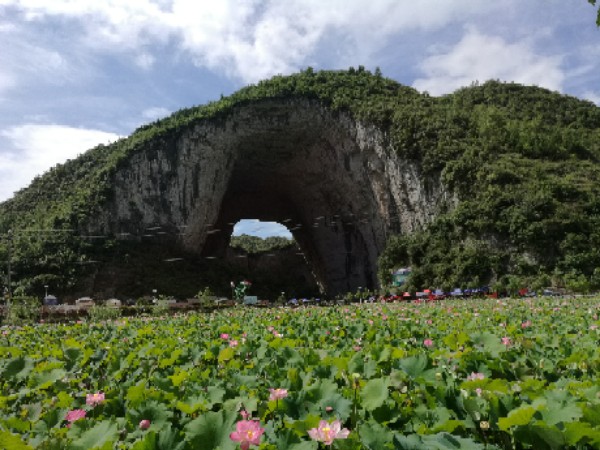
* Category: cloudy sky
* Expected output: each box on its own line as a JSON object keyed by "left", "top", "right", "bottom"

{"left": 1, "top": 0, "right": 599, "bottom": 237}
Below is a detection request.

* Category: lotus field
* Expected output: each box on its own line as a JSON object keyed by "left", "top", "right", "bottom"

{"left": 1, "top": 297, "right": 600, "bottom": 449}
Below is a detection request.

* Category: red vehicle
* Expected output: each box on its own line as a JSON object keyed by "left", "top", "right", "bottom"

{"left": 428, "top": 289, "right": 446, "bottom": 301}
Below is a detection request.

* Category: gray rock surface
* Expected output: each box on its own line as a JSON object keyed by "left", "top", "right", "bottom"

{"left": 92, "top": 98, "right": 451, "bottom": 295}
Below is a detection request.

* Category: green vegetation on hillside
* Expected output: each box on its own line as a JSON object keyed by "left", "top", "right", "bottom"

{"left": 229, "top": 235, "right": 294, "bottom": 254}
{"left": 1, "top": 68, "right": 599, "bottom": 296}
{"left": 379, "top": 81, "right": 600, "bottom": 292}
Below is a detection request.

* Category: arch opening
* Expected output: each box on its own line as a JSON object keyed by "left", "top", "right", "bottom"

{"left": 225, "top": 219, "right": 320, "bottom": 298}
{"left": 232, "top": 219, "right": 292, "bottom": 239}
{"left": 191, "top": 101, "right": 386, "bottom": 296}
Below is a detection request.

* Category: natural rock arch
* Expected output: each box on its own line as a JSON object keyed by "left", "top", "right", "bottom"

{"left": 92, "top": 97, "right": 448, "bottom": 295}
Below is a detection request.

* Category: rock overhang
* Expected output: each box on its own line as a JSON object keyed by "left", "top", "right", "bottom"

{"left": 91, "top": 97, "right": 445, "bottom": 295}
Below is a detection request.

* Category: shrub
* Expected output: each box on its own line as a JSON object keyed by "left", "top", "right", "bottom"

{"left": 195, "top": 286, "right": 216, "bottom": 308}
{"left": 88, "top": 304, "right": 121, "bottom": 322}
{"left": 4, "top": 295, "right": 40, "bottom": 325}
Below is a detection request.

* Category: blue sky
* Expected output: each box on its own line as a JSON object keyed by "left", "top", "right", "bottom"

{"left": 1, "top": 1, "right": 599, "bottom": 238}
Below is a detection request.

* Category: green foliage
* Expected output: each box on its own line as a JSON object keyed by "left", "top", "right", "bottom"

{"left": 87, "top": 305, "right": 121, "bottom": 322}
{"left": 1, "top": 297, "right": 599, "bottom": 449}
{"left": 230, "top": 234, "right": 294, "bottom": 254}
{"left": 183, "top": 410, "right": 238, "bottom": 450}
{"left": 195, "top": 286, "right": 215, "bottom": 307}
{"left": 3, "top": 295, "right": 39, "bottom": 325}
{"left": 379, "top": 80, "right": 600, "bottom": 290}
{"left": 0, "top": 431, "right": 33, "bottom": 450}
{"left": 152, "top": 298, "right": 171, "bottom": 317}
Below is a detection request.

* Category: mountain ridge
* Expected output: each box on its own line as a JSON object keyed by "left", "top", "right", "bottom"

{"left": 1, "top": 68, "right": 599, "bottom": 297}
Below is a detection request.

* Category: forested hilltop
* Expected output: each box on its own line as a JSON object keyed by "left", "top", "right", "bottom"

{"left": 230, "top": 235, "right": 294, "bottom": 254}
{"left": 1, "top": 68, "right": 599, "bottom": 297}
{"left": 380, "top": 80, "right": 600, "bottom": 293}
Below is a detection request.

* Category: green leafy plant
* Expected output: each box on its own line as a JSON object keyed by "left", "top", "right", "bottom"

{"left": 196, "top": 286, "right": 216, "bottom": 308}
{"left": 3, "top": 295, "right": 39, "bottom": 325}
{"left": 0, "top": 296, "right": 598, "bottom": 448}
{"left": 87, "top": 304, "right": 121, "bottom": 322}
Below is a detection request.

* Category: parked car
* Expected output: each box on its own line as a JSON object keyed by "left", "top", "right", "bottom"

{"left": 542, "top": 288, "right": 561, "bottom": 296}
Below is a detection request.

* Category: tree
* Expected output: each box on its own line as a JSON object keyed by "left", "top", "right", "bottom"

{"left": 589, "top": 0, "right": 600, "bottom": 25}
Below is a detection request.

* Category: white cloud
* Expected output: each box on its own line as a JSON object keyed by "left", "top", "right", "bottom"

{"left": 0, "top": 124, "right": 119, "bottom": 201}
{"left": 142, "top": 107, "right": 171, "bottom": 121}
{"left": 2, "top": 0, "right": 499, "bottom": 83}
{"left": 0, "top": 72, "right": 16, "bottom": 95}
{"left": 413, "top": 27, "right": 565, "bottom": 95}
{"left": 169, "top": 0, "right": 499, "bottom": 82}
{"left": 135, "top": 52, "right": 156, "bottom": 69}
{"left": 0, "top": 20, "right": 82, "bottom": 94}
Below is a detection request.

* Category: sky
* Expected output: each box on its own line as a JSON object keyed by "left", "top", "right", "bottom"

{"left": 1, "top": 1, "right": 599, "bottom": 238}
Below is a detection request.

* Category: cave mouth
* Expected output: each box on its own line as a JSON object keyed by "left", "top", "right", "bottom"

{"left": 107, "top": 98, "right": 390, "bottom": 297}
{"left": 222, "top": 218, "right": 320, "bottom": 298}
{"left": 181, "top": 99, "right": 388, "bottom": 296}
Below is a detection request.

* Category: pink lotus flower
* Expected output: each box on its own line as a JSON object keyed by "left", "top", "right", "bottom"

{"left": 139, "top": 419, "right": 151, "bottom": 429}
{"left": 521, "top": 320, "right": 532, "bottom": 328}
{"left": 269, "top": 388, "right": 288, "bottom": 401}
{"left": 65, "top": 409, "right": 86, "bottom": 427}
{"left": 229, "top": 340, "right": 239, "bottom": 348}
{"left": 423, "top": 338, "right": 434, "bottom": 348}
{"left": 86, "top": 392, "right": 105, "bottom": 406}
{"left": 501, "top": 336, "right": 511, "bottom": 346}
{"left": 308, "top": 419, "right": 350, "bottom": 445}
{"left": 220, "top": 333, "right": 230, "bottom": 340}
{"left": 467, "top": 372, "right": 485, "bottom": 381}
{"left": 229, "top": 420, "right": 264, "bottom": 450}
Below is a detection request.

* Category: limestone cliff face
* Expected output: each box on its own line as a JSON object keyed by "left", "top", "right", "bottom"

{"left": 91, "top": 98, "right": 452, "bottom": 295}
